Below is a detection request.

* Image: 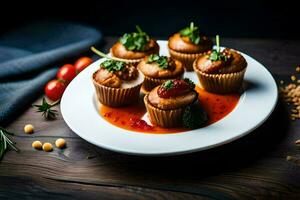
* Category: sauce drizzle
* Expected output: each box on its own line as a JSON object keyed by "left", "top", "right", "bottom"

{"left": 99, "top": 87, "right": 240, "bottom": 134}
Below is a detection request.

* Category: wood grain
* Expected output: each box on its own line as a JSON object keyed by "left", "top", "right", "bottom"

{"left": 1, "top": 37, "right": 300, "bottom": 200}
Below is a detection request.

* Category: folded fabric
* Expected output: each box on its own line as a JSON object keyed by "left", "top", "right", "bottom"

{"left": 0, "top": 21, "right": 102, "bottom": 125}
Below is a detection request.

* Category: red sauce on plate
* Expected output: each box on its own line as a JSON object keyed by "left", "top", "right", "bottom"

{"left": 99, "top": 87, "right": 240, "bottom": 134}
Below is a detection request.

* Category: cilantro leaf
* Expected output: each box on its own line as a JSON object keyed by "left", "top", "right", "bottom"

{"left": 179, "top": 22, "right": 201, "bottom": 45}
{"left": 183, "top": 78, "right": 195, "bottom": 89}
{"left": 209, "top": 50, "right": 219, "bottom": 61}
{"left": 162, "top": 80, "right": 174, "bottom": 90}
{"left": 101, "top": 59, "right": 125, "bottom": 72}
{"left": 209, "top": 35, "right": 227, "bottom": 61}
{"left": 119, "top": 25, "right": 150, "bottom": 51}
{"left": 147, "top": 54, "right": 168, "bottom": 69}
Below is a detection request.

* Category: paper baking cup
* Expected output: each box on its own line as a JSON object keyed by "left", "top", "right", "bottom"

{"left": 142, "top": 74, "right": 184, "bottom": 92}
{"left": 144, "top": 95, "right": 184, "bottom": 128}
{"left": 169, "top": 48, "right": 203, "bottom": 71}
{"left": 193, "top": 62, "right": 247, "bottom": 93}
{"left": 92, "top": 75, "right": 142, "bottom": 107}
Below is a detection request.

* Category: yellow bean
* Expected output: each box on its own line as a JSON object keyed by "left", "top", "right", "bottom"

{"left": 55, "top": 138, "right": 66, "bottom": 149}
{"left": 42, "top": 143, "right": 53, "bottom": 152}
{"left": 32, "top": 141, "right": 42, "bottom": 150}
{"left": 24, "top": 124, "right": 34, "bottom": 134}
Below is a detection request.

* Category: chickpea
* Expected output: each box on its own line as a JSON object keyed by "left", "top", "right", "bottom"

{"left": 42, "top": 143, "right": 53, "bottom": 152}
{"left": 32, "top": 141, "right": 42, "bottom": 150}
{"left": 55, "top": 138, "right": 66, "bottom": 149}
{"left": 24, "top": 124, "right": 34, "bottom": 134}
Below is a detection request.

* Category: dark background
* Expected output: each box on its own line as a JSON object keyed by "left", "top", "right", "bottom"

{"left": 0, "top": 0, "right": 299, "bottom": 39}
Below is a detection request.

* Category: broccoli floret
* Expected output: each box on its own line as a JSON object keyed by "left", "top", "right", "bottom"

{"left": 182, "top": 101, "right": 208, "bottom": 129}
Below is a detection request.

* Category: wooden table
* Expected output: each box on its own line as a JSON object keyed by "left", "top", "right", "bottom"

{"left": 1, "top": 37, "right": 300, "bottom": 200}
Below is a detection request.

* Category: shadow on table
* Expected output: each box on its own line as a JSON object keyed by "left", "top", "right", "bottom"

{"left": 97, "top": 98, "right": 290, "bottom": 179}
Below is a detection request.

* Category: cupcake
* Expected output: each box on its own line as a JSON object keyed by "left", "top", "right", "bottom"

{"left": 137, "top": 54, "right": 184, "bottom": 92}
{"left": 92, "top": 58, "right": 144, "bottom": 107}
{"left": 193, "top": 35, "right": 247, "bottom": 93}
{"left": 110, "top": 26, "right": 159, "bottom": 64}
{"left": 168, "top": 22, "right": 212, "bottom": 71}
{"left": 144, "top": 79, "right": 199, "bottom": 128}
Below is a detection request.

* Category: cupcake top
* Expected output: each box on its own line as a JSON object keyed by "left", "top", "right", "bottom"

{"left": 111, "top": 26, "right": 159, "bottom": 60}
{"left": 137, "top": 54, "right": 184, "bottom": 79}
{"left": 148, "top": 79, "right": 198, "bottom": 110}
{"left": 93, "top": 59, "right": 143, "bottom": 88}
{"left": 168, "top": 22, "right": 212, "bottom": 54}
{"left": 194, "top": 36, "right": 247, "bottom": 74}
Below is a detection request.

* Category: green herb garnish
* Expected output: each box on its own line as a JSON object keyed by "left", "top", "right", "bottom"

{"left": 183, "top": 78, "right": 195, "bottom": 89}
{"left": 182, "top": 101, "right": 208, "bottom": 129}
{"left": 101, "top": 60, "right": 125, "bottom": 72}
{"left": 162, "top": 80, "right": 174, "bottom": 90}
{"left": 147, "top": 54, "right": 168, "bottom": 69}
{"left": 90, "top": 46, "right": 126, "bottom": 72}
{"left": 209, "top": 35, "right": 227, "bottom": 61}
{"left": 0, "top": 127, "right": 19, "bottom": 160}
{"left": 119, "top": 25, "right": 150, "bottom": 51}
{"left": 179, "top": 22, "right": 201, "bottom": 45}
{"left": 33, "top": 98, "right": 60, "bottom": 120}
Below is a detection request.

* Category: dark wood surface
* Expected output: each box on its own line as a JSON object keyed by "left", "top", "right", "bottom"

{"left": 1, "top": 37, "right": 300, "bottom": 200}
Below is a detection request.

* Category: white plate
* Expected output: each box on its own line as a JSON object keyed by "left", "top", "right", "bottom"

{"left": 61, "top": 41, "right": 278, "bottom": 156}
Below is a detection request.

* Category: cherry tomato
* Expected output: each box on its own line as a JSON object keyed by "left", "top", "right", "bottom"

{"left": 56, "top": 64, "right": 76, "bottom": 83}
{"left": 74, "top": 57, "right": 93, "bottom": 74}
{"left": 45, "top": 80, "right": 66, "bottom": 101}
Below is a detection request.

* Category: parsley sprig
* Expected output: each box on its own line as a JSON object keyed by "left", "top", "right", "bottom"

{"left": 179, "top": 22, "right": 201, "bottom": 45}
{"left": 162, "top": 78, "right": 195, "bottom": 90}
{"left": 162, "top": 80, "right": 174, "bottom": 90}
{"left": 91, "top": 46, "right": 126, "bottom": 72}
{"left": 119, "top": 25, "right": 150, "bottom": 51}
{"left": 0, "top": 127, "right": 19, "bottom": 161}
{"left": 101, "top": 60, "right": 125, "bottom": 72}
{"left": 147, "top": 54, "right": 168, "bottom": 69}
{"left": 209, "top": 35, "right": 227, "bottom": 61}
{"left": 184, "top": 78, "right": 195, "bottom": 89}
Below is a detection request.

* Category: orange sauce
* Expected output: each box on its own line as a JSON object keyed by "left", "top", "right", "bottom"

{"left": 99, "top": 87, "right": 240, "bottom": 134}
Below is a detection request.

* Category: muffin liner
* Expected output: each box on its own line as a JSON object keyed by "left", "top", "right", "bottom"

{"left": 193, "top": 62, "right": 247, "bottom": 93}
{"left": 144, "top": 95, "right": 184, "bottom": 128}
{"left": 142, "top": 74, "right": 184, "bottom": 92}
{"left": 169, "top": 48, "right": 203, "bottom": 71}
{"left": 92, "top": 73, "right": 142, "bottom": 107}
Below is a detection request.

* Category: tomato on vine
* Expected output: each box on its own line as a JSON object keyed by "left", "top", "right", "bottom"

{"left": 45, "top": 80, "right": 66, "bottom": 101}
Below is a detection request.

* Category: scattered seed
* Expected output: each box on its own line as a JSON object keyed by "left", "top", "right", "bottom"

{"left": 292, "top": 109, "right": 297, "bottom": 113}
{"left": 286, "top": 155, "right": 300, "bottom": 165}
{"left": 86, "top": 155, "right": 97, "bottom": 159}
{"left": 279, "top": 70, "right": 300, "bottom": 120}
{"left": 287, "top": 155, "right": 293, "bottom": 161}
